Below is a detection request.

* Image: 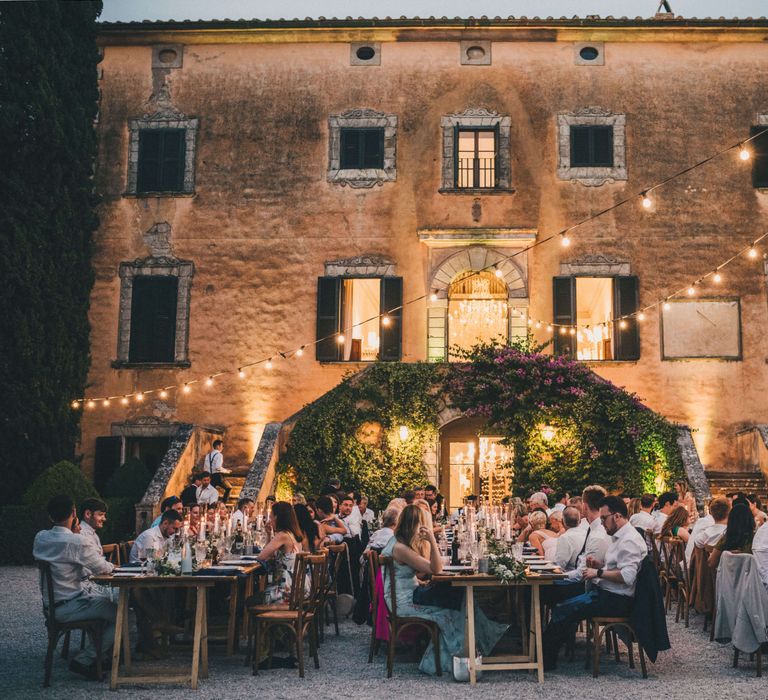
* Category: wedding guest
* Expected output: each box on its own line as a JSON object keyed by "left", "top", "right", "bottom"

{"left": 751, "top": 520, "right": 768, "bottom": 590}
{"left": 554, "top": 506, "right": 585, "bottom": 572}
{"left": 708, "top": 502, "right": 755, "bottom": 568}
{"left": 181, "top": 473, "right": 202, "bottom": 507}
{"left": 78, "top": 497, "right": 110, "bottom": 565}
{"left": 294, "top": 503, "right": 322, "bottom": 553}
{"left": 187, "top": 504, "right": 202, "bottom": 538}
{"left": 203, "top": 439, "right": 232, "bottom": 502}
{"left": 387, "top": 497, "right": 407, "bottom": 513}
{"left": 653, "top": 492, "right": 679, "bottom": 533}
{"left": 196, "top": 473, "right": 219, "bottom": 506}
{"left": 746, "top": 494, "right": 768, "bottom": 527}
{"left": 315, "top": 495, "right": 347, "bottom": 544}
{"left": 366, "top": 507, "right": 398, "bottom": 550}
{"left": 33, "top": 495, "right": 116, "bottom": 679}
{"left": 524, "top": 511, "right": 558, "bottom": 555}
{"left": 543, "top": 496, "right": 646, "bottom": 670}
{"left": 357, "top": 494, "right": 375, "bottom": 523}
{"left": 415, "top": 498, "right": 444, "bottom": 540}
{"left": 151, "top": 495, "right": 183, "bottom": 527}
{"left": 402, "top": 490, "right": 416, "bottom": 505}
{"left": 380, "top": 505, "right": 507, "bottom": 675}
{"left": 231, "top": 497, "right": 254, "bottom": 531}
{"left": 424, "top": 484, "right": 445, "bottom": 518}
{"left": 629, "top": 493, "right": 657, "bottom": 531}
{"left": 528, "top": 491, "right": 551, "bottom": 515}
{"left": 414, "top": 487, "right": 426, "bottom": 501}
{"left": 675, "top": 480, "right": 698, "bottom": 519}
{"left": 693, "top": 497, "right": 729, "bottom": 549}
{"left": 562, "top": 485, "right": 610, "bottom": 586}
{"left": 552, "top": 492, "right": 569, "bottom": 512}
{"left": 659, "top": 505, "right": 691, "bottom": 544}
{"left": 255, "top": 502, "right": 307, "bottom": 592}
{"left": 129, "top": 511, "right": 183, "bottom": 563}
{"left": 339, "top": 494, "right": 363, "bottom": 537}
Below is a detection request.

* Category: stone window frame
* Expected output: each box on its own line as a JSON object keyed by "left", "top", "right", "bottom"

{"left": 439, "top": 108, "right": 512, "bottom": 193}
{"left": 113, "top": 256, "right": 194, "bottom": 368}
{"left": 125, "top": 116, "right": 199, "bottom": 196}
{"left": 327, "top": 109, "right": 397, "bottom": 188}
{"left": 557, "top": 107, "right": 627, "bottom": 186}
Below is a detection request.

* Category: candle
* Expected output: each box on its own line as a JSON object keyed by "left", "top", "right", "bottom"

{"left": 214, "top": 511, "right": 220, "bottom": 536}
{"left": 198, "top": 517, "right": 206, "bottom": 542}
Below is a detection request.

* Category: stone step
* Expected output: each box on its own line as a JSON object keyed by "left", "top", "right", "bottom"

{"left": 705, "top": 470, "right": 768, "bottom": 499}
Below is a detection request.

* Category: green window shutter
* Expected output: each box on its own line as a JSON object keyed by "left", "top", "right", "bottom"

{"left": 128, "top": 276, "right": 178, "bottom": 362}
{"left": 137, "top": 130, "right": 162, "bottom": 193}
{"left": 427, "top": 306, "right": 447, "bottom": 362}
{"left": 137, "top": 129, "right": 185, "bottom": 193}
{"left": 553, "top": 276, "right": 576, "bottom": 356}
{"left": 161, "top": 129, "right": 186, "bottom": 191}
{"left": 316, "top": 277, "right": 341, "bottom": 361}
{"left": 614, "top": 276, "right": 640, "bottom": 360}
{"left": 380, "top": 277, "right": 403, "bottom": 361}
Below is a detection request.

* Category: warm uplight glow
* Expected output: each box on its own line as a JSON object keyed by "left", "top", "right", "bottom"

{"left": 541, "top": 426, "right": 556, "bottom": 442}
{"left": 398, "top": 425, "right": 409, "bottom": 441}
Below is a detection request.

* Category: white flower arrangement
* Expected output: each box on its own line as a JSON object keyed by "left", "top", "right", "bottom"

{"left": 488, "top": 552, "right": 526, "bottom": 583}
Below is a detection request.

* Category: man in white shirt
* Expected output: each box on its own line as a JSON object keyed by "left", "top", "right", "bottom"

{"left": 365, "top": 508, "right": 398, "bottom": 551}
{"left": 357, "top": 494, "right": 375, "bottom": 523}
{"left": 552, "top": 492, "right": 569, "bottom": 513}
{"left": 554, "top": 506, "right": 585, "bottom": 572}
{"left": 230, "top": 497, "right": 254, "bottom": 532}
{"left": 129, "top": 511, "right": 183, "bottom": 563}
{"left": 629, "top": 493, "right": 657, "bottom": 532}
{"left": 693, "top": 497, "right": 730, "bottom": 550}
{"left": 196, "top": 473, "right": 219, "bottom": 506}
{"left": 544, "top": 495, "right": 647, "bottom": 670}
{"left": 653, "top": 492, "right": 679, "bottom": 534}
{"left": 33, "top": 495, "right": 116, "bottom": 679}
{"left": 529, "top": 491, "right": 551, "bottom": 515}
{"left": 78, "top": 498, "right": 109, "bottom": 569}
{"left": 752, "top": 520, "right": 768, "bottom": 590}
{"left": 339, "top": 495, "right": 362, "bottom": 538}
{"left": 203, "top": 439, "right": 232, "bottom": 501}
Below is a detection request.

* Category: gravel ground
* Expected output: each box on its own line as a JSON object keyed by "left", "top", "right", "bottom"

{"left": 1, "top": 565, "right": 764, "bottom": 699}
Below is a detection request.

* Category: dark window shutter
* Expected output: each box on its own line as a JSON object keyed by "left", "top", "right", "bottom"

{"left": 614, "top": 276, "right": 640, "bottom": 360}
{"left": 340, "top": 129, "right": 361, "bottom": 169}
{"left": 128, "top": 276, "right": 178, "bottom": 363}
{"left": 362, "top": 129, "right": 385, "bottom": 168}
{"left": 380, "top": 277, "right": 403, "bottom": 361}
{"left": 316, "top": 277, "right": 341, "bottom": 361}
{"left": 453, "top": 123, "right": 460, "bottom": 186}
{"left": 592, "top": 126, "right": 614, "bottom": 167}
{"left": 570, "top": 127, "right": 591, "bottom": 167}
{"left": 161, "top": 130, "right": 185, "bottom": 191}
{"left": 94, "top": 436, "right": 122, "bottom": 494}
{"left": 571, "top": 126, "right": 613, "bottom": 167}
{"left": 137, "top": 129, "right": 185, "bottom": 193}
{"left": 553, "top": 276, "right": 576, "bottom": 356}
{"left": 137, "top": 130, "right": 162, "bottom": 192}
{"left": 751, "top": 126, "right": 768, "bottom": 188}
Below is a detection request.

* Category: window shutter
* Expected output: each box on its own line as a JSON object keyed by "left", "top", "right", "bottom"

{"left": 453, "top": 124, "right": 460, "bottom": 187}
{"left": 380, "top": 277, "right": 403, "bottom": 361}
{"left": 128, "top": 276, "right": 178, "bottom": 363}
{"left": 363, "top": 129, "right": 385, "bottom": 169}
{"left": 614, "top": 276, "right": 640, "bottom": 360}
{"left": 592, "top": 126, "right": 614, "bottom": 167}
{"left": 137, "top": 130, "right": 162, "bottom": 193}
{"left": 570, "top": 127, "right": 591, "bottom": 167}
{"left": 553, "top": 276, "right": 576, "bottom": 356}
{"left": 94, "top": 436, "right": 122, "bottom": 494}
{"left": 316, "top": 277, "right": 341, "bottom": 361}
{"left": 340, "top": 129, "right": 361, "bottom": 169}
{"left": 427, "top": 306, "right": 447, "bottom": 362}
{"left": 161, "top": 129, "right": 185, "bottom": 191}
{"left": 751, "top": 126, "right": 768, "bottom": 188}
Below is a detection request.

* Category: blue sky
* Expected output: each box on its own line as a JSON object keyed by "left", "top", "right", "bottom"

{"left": 100, "top": 1, "right": 767, "bottom": 22}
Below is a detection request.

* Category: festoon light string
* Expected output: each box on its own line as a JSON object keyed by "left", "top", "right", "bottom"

{"left": 73, "top": 129, "right": 768, "bottom": 409}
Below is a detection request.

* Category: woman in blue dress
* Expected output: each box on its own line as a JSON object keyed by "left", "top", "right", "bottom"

{"left": 381, "top": 504, "right": 507, "bottom": 676}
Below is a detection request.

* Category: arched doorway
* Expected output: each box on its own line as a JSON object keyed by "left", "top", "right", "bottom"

{"left": 439, "top": 417, "right": 514, "bottom": 510}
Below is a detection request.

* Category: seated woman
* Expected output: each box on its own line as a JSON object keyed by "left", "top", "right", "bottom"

{"left": 256, "top": 501, "right": 306, "bottom": 594}
{"left": 708, "top": 502, "right": 755, "bottom": 569}
{"left": 187, "top": 504, "right": 202, "bottom": 538}
{"left": 659, "top": 505, "right": 691, "bottom": 544}
{"left": 519, "top": 511, "right": 555, "bottom": 552}
{"left": 535, "top": 510, "right": 564, "bottom": 561}
{"left": 380, "top": 505, "right": 507, "bottom": 676}
{"left": 414, "top": 498, "right": 444, "bottom": 538}
{"left": 293, "top": 503, "right": 322, "bottom": 553}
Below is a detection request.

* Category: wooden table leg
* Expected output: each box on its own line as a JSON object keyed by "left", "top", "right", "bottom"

{"left": 227, "top": 580, "right": 238, "bottom": 655}
{"left": 242, "top": 573, "right": 254, "bottom": 638}
{"left": 110, "top": 587, "right": 127, "bottom": 690}
{"left": 190, "top": 586, "right": 205, "bottom": 689}
{"left": 466, "top": 584, "right": 477, "bottom": 685}
{"left": 121, "top": 588, "right": 132, "bottom": 672}
{"left": 532, "top": 583, "right": 544, "bottom": 684}
{"left": 201, "top": 586, "right": 209, "bottom": 679}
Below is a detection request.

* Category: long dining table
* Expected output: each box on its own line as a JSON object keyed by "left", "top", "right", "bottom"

{"left": 432, "top": 570, "right": 566, "bottom": 684}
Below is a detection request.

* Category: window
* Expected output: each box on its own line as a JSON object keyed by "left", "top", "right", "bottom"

{"left": 128, "top": 276, "right": 178, "bottom": 363}
{"left": 137, "top": 129, "right": 186, "bottom": 193}
{"left": 340, "top": 128, "right": 384, "bottom": 170}
{"left": 751, "top": 125, "right": 768, "bottom": 188}
{"left": 661, "top": 299, "right": 741, "bottom": 359}
{"left": 126, "top": 116, "right": 198, "bottom": 196}
{"left": 316, "top": 276, "right": 402, "bottom": 361}
{"left": 456, "top": 128, "right": 497, "bottom": 188}
{"left": 553, "top": 276, "right": 639, "bottom": 360}
{"left": 570, "top": 125, "right": 613, "bottom": 168}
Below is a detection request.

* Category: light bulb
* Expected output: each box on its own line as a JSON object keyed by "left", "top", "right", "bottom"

{"left": 546, "top": 325, "right": 553, "bottom": 333}
{"left": 535, "top": 321, "right": 541, "bottom": 329}
{"left": 265, "top": 358, "right": 273, "bottom": 369}
{"left": 159, "top": 389, "right": 168, "bottom": 399}
{"left": 71, "top": 400, "right": 80, "bottom": 409}
{"left": 87, "top": 400, "right": 95, "bottom": 409}
{"left": 687, "top": 285, "right": 696, "bottom": 296}
{"left": 663, "top": 302, "right": 671, "bottom": 311}
{"left": 748, "top": 246, "right": 758, "bottom": 259}
{"left": 430, "top": 292, "right": 438, "bottom": 302}
{"left": 182, "top": 384, "right": 191, "bottom": 394}
{"left": 135, "top": 392, "right": 144, "bottom": 402}
{"left": 296, "top": 347, "right": 304, "bottom": 357}
{"left": 527, "top": 318, "right": 533, "bottom": 326}
{"left": 641, "top": 193, "right": 652, "bottom": 209}
{"left": 559, "top": 327, "right": 566, "bottom": 335}
{"left": 638, "top": 312, "right": 646, "bottom": 322}
{"left": 561, "top": 235, "right": 571, "bottom": 247}
{"left": 619, "top": 319, "right": 628, "bottom": 329}
{"left": 337, "top": 334, "right": 345, "bottom": 344}
{"left": 238, "top": 368, "right": 245, "bottom": 379}
{"left": 494, "top": 268, "right": 503, "bottom": 278}
{"left": 205, "top": 376, "right": 214, "bottom": 387}
{"left": 381, "top": 315, "right": 391, "bottom": 326}
{"left": 569, "top": 327, "right": 576, "bottom": 336}
{"left": 398, "top": 425, "right": 409, "bottom": 441}
{"left": 103, "top": 399, "right": 110, "bottom": 407}
{"left": 740, "top": 146, "right": 750, "bottom": 161}
{"left": 713, "top": 272, "right": 722, "bottom": 283}
{"left": 120, "top": 397, "right": 129, "bottom": 406}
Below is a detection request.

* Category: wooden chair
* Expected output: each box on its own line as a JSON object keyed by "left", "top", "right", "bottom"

{"left": 585, "top": 617, "right": 647, "bottom": 679}
{"left": 379, "top": 556, "right": 442, "bottom": 677}
{"left": 102, "top": 543, "right": 120, "bottom": 566}
{"left": 119, "top": 540, "right": 134, "bottom": 565}
{"left": 321, "top": 542, "right": 348, "bottom": 638}
{"left": 251, "top": 553, "right": 323, "bottom": 678}
{"left": 366, "top": 549, "right": 381, "bottom": 663}
{"left": 37, "top": 562, "right": 106, "bottom": 687}
{"left": 659, "top": 537, "right": 690, "bottom": 623}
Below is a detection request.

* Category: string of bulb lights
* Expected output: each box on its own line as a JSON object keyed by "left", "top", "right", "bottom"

{"left": 73, "top": 129, "right": 768, "bottom": 409}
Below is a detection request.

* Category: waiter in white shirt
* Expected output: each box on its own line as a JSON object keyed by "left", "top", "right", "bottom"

{"left": 629, "top": 493, "right": 657, "bottom": 532}
{"left": 203, "top": 439, "right": 232, "bottom": 502}
{"left": 33, "top": 495, "right": 116, "bottom": 679}
{"left": 129, "top": 511, "right": 183, "bottom": 562}
{"left": 543, "top": 495, "right": 647, "bottom": 670}
{"left": 196, "top": 473, "right": 220, "bottom": 507}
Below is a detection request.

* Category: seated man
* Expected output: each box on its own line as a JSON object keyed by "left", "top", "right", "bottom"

{"left": 230, "top": 497, "right": 254, "bottom": 531}
{"left": 316, "top": 495, "right": 347, "bottom": 544}
{"left": 543, "top": 495, "right": 647, "bottom": 670}
{"left": 151, "top": 495, "right": 183, "bottom": 528}
{"left": 130, "top": 510, "right": 183, "bottom": 563}
{"left": 693, "top": 497, "right": 729, "bottom": 550}
{"left": 553, "top": 506, "right": 585, "bottom": 572}
{"left": 653, "top": 492, "right": 679, "bottom": 534}
{"left": 78, "top": 497, "right": 110, "bottom": 565}
{"left": 181, "top": 472, "right": 202, "bottom": 507}
{"left": 365, "top": 507, "right": 398, "bottom": 551}
{"left": 33, "top": 495, "right": 116, "bottom": 679}
{"left": 339, "top": 494, "right": 363, "bottom": 538}
{"left": 629, "top": 493, "right": 657, "bottom": 532}
{"left": 195, "top": 472, "right": 219, "bottom": 507}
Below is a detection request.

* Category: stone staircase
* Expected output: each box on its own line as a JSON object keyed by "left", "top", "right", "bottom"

{"left": 705, "top": 470, "right": 768, "bottom": 501}
{"left": 220, "top": 468, "right": 251, "bottom": 506}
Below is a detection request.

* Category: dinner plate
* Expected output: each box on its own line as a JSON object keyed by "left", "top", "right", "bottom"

{"left": 112, "top": 571, "right": 143, "bottom": 577}
{"left": 529, "top": 563, "right": 559, "bottom": 571}
{"left": 442, "top": 565, "right": 474, "bottom": 572}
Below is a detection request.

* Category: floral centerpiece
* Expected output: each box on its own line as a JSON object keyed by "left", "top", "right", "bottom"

{"left": 488, "top": 552, "right": 526, "bottom": 584}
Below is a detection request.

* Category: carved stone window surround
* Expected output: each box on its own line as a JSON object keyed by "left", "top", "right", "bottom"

{"left": 557, "top": 107, "right": 627, "bottom": 186}
{"left": 560, "top": 255, "right": 631, "bottom": 277}
{"left": 324, "top": 255, "right": 396, "bottom": 277}
{"left": 327, "top": 109, "right": 397, "bottom": 188}
{"left": 113, "top": 255, "right": 194, "bottom": 368}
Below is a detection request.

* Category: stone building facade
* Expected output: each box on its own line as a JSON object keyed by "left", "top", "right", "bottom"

{"left": 81, "top": 16, "right": 768, "bottom": 493}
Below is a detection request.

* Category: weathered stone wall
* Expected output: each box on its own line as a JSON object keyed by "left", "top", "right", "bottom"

{"left": 80, "top": 25, "right": 768, "bottom": 480}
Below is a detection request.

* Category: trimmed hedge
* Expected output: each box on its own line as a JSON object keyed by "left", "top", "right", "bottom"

{"left": 103, "top": 457, "right": 151, "bottom": 503}
{"left": 22, "top": 460, "right": 99, "bottom": 512}
{"left": 100, "top": 497, "right": 136, "bottom": 545}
